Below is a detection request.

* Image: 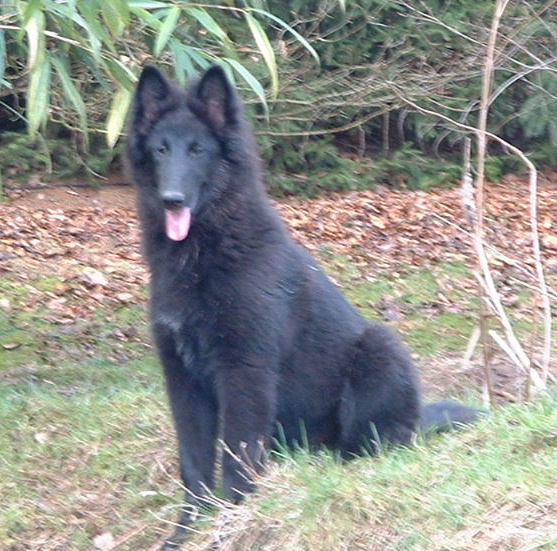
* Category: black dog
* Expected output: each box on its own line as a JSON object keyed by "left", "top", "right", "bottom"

{"left": 126, "top": 65, "right": 479, "bottom": 549}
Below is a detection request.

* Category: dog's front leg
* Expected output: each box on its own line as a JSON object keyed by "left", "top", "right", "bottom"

{"left": 216, "top": 365, "right": 277, "bottom": 503}
{"left": 154, "top": 331, "right": 219, "bottom": 550}
{"left": 161, "top": 378, "right": 218, "bottom": 550}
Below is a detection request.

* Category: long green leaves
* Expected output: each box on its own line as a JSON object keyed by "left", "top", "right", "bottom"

{"left": 102, "top": 0, "right": 130, "bottom": 38}
{"left": 224, "top": 57, "right": 268, "bottom": 118}
{"left": 245, "top": 11, "right": 278, "bottom": 98}
{"left": 154, "top": 6, "right": 181, "bottom": 57}
{"left": 1, "top": 1, "right": 320, "bottom": 147}
{"left": 106, "top": 87, "right": 133, "bottom": 148}
{"left": 249, "top": 8, "right": 320, "bottom": 67}
{"left": 0, "top": 30, "right": 7, "bottom": 88}
{"left": 26, "top": 58, "right": 50, "bottom": 137}
{"left": 24, "top": 3, "right": 47, "bottom": 137}
{"left": 51, "top": 55, "right": 88, "bottom": 142}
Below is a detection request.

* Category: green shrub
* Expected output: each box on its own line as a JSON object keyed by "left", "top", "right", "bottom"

{"left": 2, "top": 0, "right": 556, "bottom": 193}
{"left": 258, "top": 0, "right": 557, "bottom": 191}
{"left": 370, "top": 145, "right": 462, "bottom": 191}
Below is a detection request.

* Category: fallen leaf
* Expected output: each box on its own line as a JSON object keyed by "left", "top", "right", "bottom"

{"left": 368, "top": 215, "right": 387, "bottom": 229}
{"left": 93, "top": 532, "right": 115, "bottom": 550}
{"left": 115, "top": 292, "right": 135, "bottom": 303}
{"left": 83, "top": 267, "right": 109, "bottom": 287}
{"left": 2, "top": 343, "right": 21, "bottom": 350}
{"left": 542, "top": 234, "right": 557, "bottom": 250}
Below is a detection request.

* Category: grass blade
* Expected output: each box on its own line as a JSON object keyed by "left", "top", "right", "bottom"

{"left": 186, "top": 47, "right": 212, "bottom": 71}
{"left": 224, "top": 57, "right": 269, "bottom": 119}
{"left": 250, "top": 7, "right": 320, "bottom": 66}
{"left": 20, "top": 0, "right": 43, "bottom": 26}
{"left": 128, "top": 0, "right": 167, "bottom": 8}
{"left": 51, "top": 55, "right": 88, "bottom": 142}
{"left": 170, "top": 39, "right": 195, "bottom": 85}
{"left": 24, "top": 7, "right": 45, "bottom": 71}
{"left": 0, "top": 29, "right": 7, "bottom": 88}
{"left": 130, "top": 7, "right": 162, "bottom": 31}
{"left": 102, "top": 0, "right": 130, "bottom": 38}
{"left": 186, "top": 7, "right": 237, "bottom": 58}
{"left": 76, "top": 2, "right": 108, "bottom": 61}
{"left": 185, "top": 7, "right": 228, "bottom": 42}
{"left": 104, "top": 58, "right": 136, "bottom": 90}
{"left": 27, "top": 57, "right": 50, "bottom": 137}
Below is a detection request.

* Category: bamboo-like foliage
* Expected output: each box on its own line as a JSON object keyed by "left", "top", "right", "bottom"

{"left": 0, "top": 0, "right": 318, "bottom": 147}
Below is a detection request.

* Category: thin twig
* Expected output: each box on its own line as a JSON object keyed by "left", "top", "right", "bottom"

{"left": 391, "top": 0, "right": 551, "bottom": 397}
{"left": 475, "top": 0, "right": 509, "bottom": 404}
{"left": 389, "top": 88, "right": 551, "bottom": 395}
{"left": 461, "top": 136, "right": 494, "bottom": 404}
{"left": 476, "top": 0, "right": 509, "bottom": 235}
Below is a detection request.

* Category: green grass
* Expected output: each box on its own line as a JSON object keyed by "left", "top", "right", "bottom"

{"left": 1, "top": 254, "right": 555, "bottom": 550}
{"left": 407, "top": 312, "right": 475, "bottom": 355}
{"left": 193, "top": 394, "right": 557, "bottom": 551}
{"left": 337, "top": 261, "right": 476, "bottom": 355}
{"left": 0, "top": 352, "right": 172, "bottom": 549}
{"left": 0, "top": 271, "right": 174, "bottom": 548}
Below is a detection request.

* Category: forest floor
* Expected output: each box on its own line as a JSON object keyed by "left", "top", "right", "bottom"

{"left": 2, "top": 171, "right": 556, "bottom": 393}
{"left": 1, "top": 173, "right": 557, "bottom": 550}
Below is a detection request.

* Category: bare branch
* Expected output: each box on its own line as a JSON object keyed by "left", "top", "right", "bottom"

{"left": 389, "top": 0, "right": 552, "bottom": 398}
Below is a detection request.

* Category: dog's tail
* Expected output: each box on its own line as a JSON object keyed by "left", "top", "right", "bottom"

{"left": 420, "top": 399, "right": 485, "bottom": 434}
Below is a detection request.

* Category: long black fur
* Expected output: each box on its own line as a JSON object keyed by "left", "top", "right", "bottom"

{"left": 126, "top": 65, "right": 480, "bottom": 550}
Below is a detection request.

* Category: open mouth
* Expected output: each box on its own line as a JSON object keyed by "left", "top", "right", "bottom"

{"left": 165, "top": 207, "right": 191, "bottom": 241}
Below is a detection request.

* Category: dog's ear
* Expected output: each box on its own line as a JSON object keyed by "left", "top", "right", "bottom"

{"left": 195, "top": 65, "right": 237, "bottom": 129}
{"left": 134, "top": 65, "right": 172, "bottom": 128}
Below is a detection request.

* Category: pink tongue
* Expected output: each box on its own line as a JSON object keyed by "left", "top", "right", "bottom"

{"left": 165, "top": 207, "right": 191, "bottom": 241}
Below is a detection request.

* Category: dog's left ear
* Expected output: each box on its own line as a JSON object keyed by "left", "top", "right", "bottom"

{"left": 135, "top": 65, "right": 172, "bottom": 124}
{"left": 195, "top": 65, "right": 237, "bottom": 129}
{"left": 131, "top": 65, "right": 180, "bottom": 136}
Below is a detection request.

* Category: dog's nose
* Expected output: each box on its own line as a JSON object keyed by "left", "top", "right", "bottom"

{"left": 162, "top": 192, "right": 186, "bottom": 210}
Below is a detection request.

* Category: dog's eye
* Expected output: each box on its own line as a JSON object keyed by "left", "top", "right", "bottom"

{"left": 156, "top": 144, "right": 168, "bottom": 156}
{"left": 188, "top": 142, "right": 202, "bottom": 156}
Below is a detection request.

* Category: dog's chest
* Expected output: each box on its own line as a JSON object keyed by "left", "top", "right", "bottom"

{"left": 150, "top": 271, "right": 225, "bottom": 376}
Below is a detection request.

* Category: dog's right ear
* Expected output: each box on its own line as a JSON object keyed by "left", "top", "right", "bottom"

{"left": 196, "top": 65, "right": 236, "bottom": 128}
{"left": 133, "top": 65, "right": 172, "bottom": 130}
{"left": 186, "top": 65, "right": 239, "bottom": 132}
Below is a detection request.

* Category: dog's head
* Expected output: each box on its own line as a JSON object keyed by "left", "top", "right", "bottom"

{"left": 128, "top": 65, "right": 245, "bottom": 241}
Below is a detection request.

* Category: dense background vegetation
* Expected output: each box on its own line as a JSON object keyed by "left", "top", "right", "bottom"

{"left": 1, "top": 0, "right": 556, "bottom": 194}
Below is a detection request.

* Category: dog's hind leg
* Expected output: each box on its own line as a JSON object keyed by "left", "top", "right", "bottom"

{"left": 337, "top": 324, "right": 421, "bottom": 455}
